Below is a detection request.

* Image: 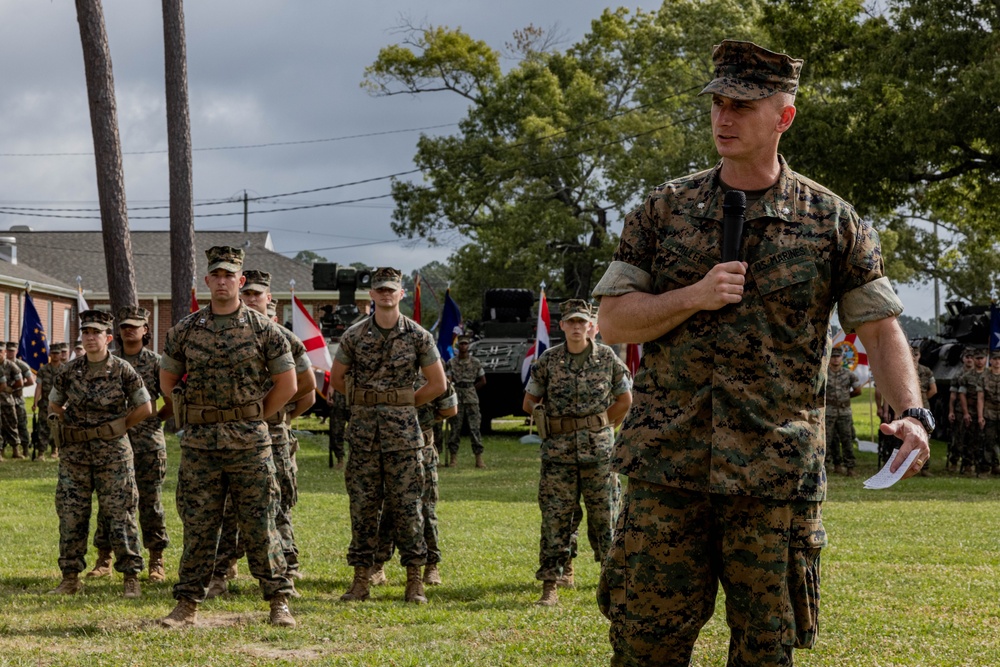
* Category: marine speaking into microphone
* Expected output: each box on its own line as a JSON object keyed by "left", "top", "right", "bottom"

{"left": 721, "top": 189, "right": 745, "bottom": 263}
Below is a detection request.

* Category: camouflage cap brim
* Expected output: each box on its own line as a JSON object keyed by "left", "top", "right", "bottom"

{"left": 241, "top": 283, "right": 269, "bottom": 294}
{"left": 119, "top": 318, "right": 147, "bottom": 327}
{"left": 207, "top": 260, "right": 242, "bottom": 273}
{"left": 372, "top": 278, "right": 403, "bottom": 290}
{"left": 699, "top": 77, "right": 780, "bottom": 101}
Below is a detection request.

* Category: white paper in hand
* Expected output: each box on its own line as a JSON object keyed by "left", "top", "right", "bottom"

{"left": 863, "top": 448, "right": 919, "bottom": 490}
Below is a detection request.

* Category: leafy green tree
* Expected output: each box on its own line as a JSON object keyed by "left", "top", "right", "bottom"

{"left": 293, "top": 249, "right": 329, "bottom": 265}
{"left": 765, "top": 0, "right": 1000, "bottom": 304}
{"left": 365, "top": 2, "right": 765, "bottom": 310}
{"left": 401, "top": 260, "right": 452, "bottom": 326}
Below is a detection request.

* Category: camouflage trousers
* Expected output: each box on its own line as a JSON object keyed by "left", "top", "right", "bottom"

{"left": 346, "top": 446, "right": 426, "bottom": 568}
{"left": 329, "top": 397, "right": 349, "bottom": 461}
{"left": 213, "top": 442, "right": 298, "bottom": 576}
{"left": 570, "top": 473, "right": 622, "bottom": 562}
{"left": 447, "top": 402, "right": 483, "bottom": 455}
{"left": 376, "top": 433, "right": 440, "bottom": 565}
{"left": 94, "top": 448, "right": 170, "bottom": 552}
{"left": 35, "top": 403, "right": 50, "bottom": 456}
{"left": 536, "top": 458, "right": 617, "bottom": 582}
{"left": 599, "top": 480, "right": 825, "bottom": 667}
{"left": 15, "top": 399, "right": 28, "bottom": 454}
{"left": 0, "top": 403, "right": 20, "bottom": 454}
{"left": 55, "top": 457, "right": 143, "bottom": 575}
{"left": 825, "top": 414, "right": 856, "bottom": 469}
{"left": 173, "top": 446, "right": 291, "bottom": 603}
{"left": 949, "top": 418, "right": 975, "bottom": 468}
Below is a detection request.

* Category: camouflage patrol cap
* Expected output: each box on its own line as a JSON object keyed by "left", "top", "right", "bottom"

{"left": 962, "top": 349, "right": 975, "bottom": 358}
{"left": 700, "top": 40, "right": 803, "bottom": 101}
{"left": 973, "top": 348, "right": 988, "bottom": 358}
{"left": 117, "top": 306, "right": 149, "bottom": 327}
{"left": 4, "top": 341, "right": 16, "bottom": 350}
{"left": 830, "top": 346, "right": 843, "bottom": 357}
{"left": 266, "top": 298, "right": 279, "bottom": 318}
{"left": 205, "top": 245, "right": 245, "bottom": 273}
{"left": 371, "top": 267, "right": 403, "bottom": 290}
{"left": 241, "top": 269, "right": 271, "bottom": 294}
{"left": 457, "top": 335, "right": 472, "bottom": 344}
{"left": 561, "top": 298, "right": 593, "bottom": 322}
{"left": 80, "top": 309, "right": 114, "bottom": 332}
{"left": 51, "top": 342, "right": 66, "bottom": 352}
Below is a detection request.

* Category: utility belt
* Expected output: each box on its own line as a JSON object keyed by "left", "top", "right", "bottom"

{"left": 351, "top": 386, "right": 415, "bottom": 407}
{"left": 546, "top": 411, "right": 610, "bottom": 436}
{"left": 454, "top": 381, "right": 475, "bottom": 389}
{"left": 832, "top": 399, "right": 851, "bottom": 409}
{"left": 185, "top": 400, "right": 264, "bottom": 425}
{"left": 61, "top": 417, "right": 128, "bottom": 444}
{"left": 266, "top": 406, "right": 294, "bottom": 427}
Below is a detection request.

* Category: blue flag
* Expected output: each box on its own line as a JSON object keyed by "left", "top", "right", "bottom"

{"left": 18, "top": 292, "right": 49, "bottom": 372}
{"left": 437, "top": 289, "right": 461, "bottom": 362}
{"left": 991, "top": 303, "right": 1000, "bottom": 353}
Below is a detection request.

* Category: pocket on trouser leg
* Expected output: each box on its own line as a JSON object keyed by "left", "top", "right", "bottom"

{"left": 597, "top": 501, "right": 627, "bottom": 621}
{"left": 785, "top": 518, "right": 826, "bottom": 649}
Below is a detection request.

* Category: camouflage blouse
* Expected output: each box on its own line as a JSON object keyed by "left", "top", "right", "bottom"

{"left": 161, "top": 304, "right": 293, "bottom": 450}
{"left": 50, "top": 353, "right": 150, "bottom": 466}
{"left": 335, "top": 314, "right": 439, "bottom": 453}
{"left": 593, "top": 157, "right": 904, "bottom": 501}
{"left": 526, "top": 341, "right": 631, "bottom": 465}
{"left": 982, "top": 371, "right": 1000, "bottom": 421}
{"left": 117, "top": 347, "right": 166, "bottom": 451}
{"left": 826, "top": 365, "right": 860, "bottom": 418}
{"left": 446, "top": 356, "right": 485, "bottom": 405}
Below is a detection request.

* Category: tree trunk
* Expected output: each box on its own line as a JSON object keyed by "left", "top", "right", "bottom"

{"left": 75, "top": 0, "right": 138, "bottom": 318}
{"left": 161, "top": 0, "right": 197, "bottom": 325}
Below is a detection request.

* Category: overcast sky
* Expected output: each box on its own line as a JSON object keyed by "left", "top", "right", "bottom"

{"left": 0, "top": 0, "right": 937, "bottom": 320}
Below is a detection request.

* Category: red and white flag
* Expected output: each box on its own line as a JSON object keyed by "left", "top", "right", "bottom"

{"left": 292, "top": 295, "right": 333, "bottom": 371}
{"left": 832, "top": 330, "right": 870, "bottom": 385}
{"left": 521, "top": 287, "right": 550, "bottom": 384}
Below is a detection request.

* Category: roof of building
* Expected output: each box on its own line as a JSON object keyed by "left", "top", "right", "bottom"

{"left": 4, "top": 230, "right": 323, "bottom": 296}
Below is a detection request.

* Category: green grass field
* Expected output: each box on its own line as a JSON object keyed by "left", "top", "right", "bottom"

{"left": 0, "top": 405, "right": 998, "bottom": 666}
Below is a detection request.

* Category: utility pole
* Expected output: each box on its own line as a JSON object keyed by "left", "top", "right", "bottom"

{"left": 244, "top": 190, "right": 249, "bottom": 234}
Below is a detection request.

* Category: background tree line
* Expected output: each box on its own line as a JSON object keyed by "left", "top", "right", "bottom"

{"left": 363, "top": 0, "right": 998, "bottom": 321}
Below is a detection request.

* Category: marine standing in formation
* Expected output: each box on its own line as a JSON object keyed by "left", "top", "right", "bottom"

{"left": 0, "top": 346, "right": 24, "bottom": 459}
{"left": 331, "top": 267, "right": 446, "bottom": 605}
{"left": 592, "top": 40, "right": 930, "bottom": 665}
{"left": 825, "top": 346, "right": 861, "bottom": 476}
{"left": 981, "top": 352, "right": 1000, "bottom": 476}
{"left": 87, "top": 307, "right": 172, "bottom": 582}
{"left": 8, "top": 341, "right": 34, "bottom": 452}
{"left": 445, "top": 335, "right": 486, "bottom": 468}
{"left": 47, "top": 310, "right": 152, "bottom": 598}
{"left": 33, "top": 342, "right": 67, "bottom": 459}
{"left": 522, "top": 298, "right": 631, "bottom": 607}
{"left": 948, "top": 350, "right": 977, "bottom": 473}
{"left": 159, "top": 246, "right": 297, "bottom": 628}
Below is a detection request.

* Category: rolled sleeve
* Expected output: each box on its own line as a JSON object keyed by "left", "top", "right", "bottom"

{"left": 130, "top": 386, "right": 151, "bottom": 407}
{"left": 267, "top": 352, "right": 296, "bottom": 376}
{"left": 592, "top": 260, "right": 654, "bottom": 299}
{"left": 837, "top": 276, "right": 904, "bottom": 333}
{"left": 160, "top": 354, "right": 185, "bottom": 376}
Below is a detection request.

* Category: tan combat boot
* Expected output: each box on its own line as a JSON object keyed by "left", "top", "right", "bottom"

{"left": 48, "top": 572, "right": 82, "bottom": 595}
{"left": 147, "top": 550, "right": 165, "bottom": 582}
{"left": 368, "top": 563, "right": 387, "bottom": 586}
{"left": 334, "top": 457, "right": 344, "bottom": 471}
{"left": 423, "top": 563, "right": 442, "bottom": 586}
{"left": 160, "top": 598, "right": 199, "bottom": 628}
{"left": 86, "top": 548, "right": 114, "bottom": 578}
{"left": 269, "top": 594, "right": 296, "bottom": 628}
{"left": 11, "top": 446, "right": 23, "bottom": 459}
{"left": 123, "top": 573, "right": 141, "bottom": 599}
{"left": 536, "top": 580, "right": 558, "bottom": 606}
{"left": 474, "top": 453, "right": 486, "bottom": 469}
{"left": 205, "top": 574, "right": 228, "bottom": 599}
{"left": 50, "top": 446, "right": 59, "bottom": 459}
{"left": 225, "top": 558, "right": 239, "bottom": 580}
{"left": 833, "top": 465, "right": 845, "bottom": 476}
{"left": 557, "top": 560, "right": 575, "bottom": 588}
{"left": 339, "top": 565, "right": 371, "bottom": 602}
{"left": 404, "top": 565, "right": 427, "bottom": 604}
{"left": 447, "top": 451, "right": 457, "bottom": 468}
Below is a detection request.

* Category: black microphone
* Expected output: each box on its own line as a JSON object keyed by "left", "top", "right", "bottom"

{"left": 721, "top": 190, "right": 746, "bottom": 263}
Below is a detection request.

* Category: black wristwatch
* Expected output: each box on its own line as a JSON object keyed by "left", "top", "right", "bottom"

{"left": 901, "top": 407, "right": 935, "bottom": 435}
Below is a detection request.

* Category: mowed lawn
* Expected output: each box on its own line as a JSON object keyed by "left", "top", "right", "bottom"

{"left": 0, "top": 405, "right": 998, "bottom": 666}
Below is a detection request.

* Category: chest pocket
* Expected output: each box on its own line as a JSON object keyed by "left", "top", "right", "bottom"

{"left": 651, "top": 238, "right": 715, "bottom": 293}
{"left": 752, "top": 257, "right": 819, "bottom": 349}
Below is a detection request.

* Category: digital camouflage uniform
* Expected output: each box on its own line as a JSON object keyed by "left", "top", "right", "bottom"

{"left": 34, "top": 344, "right": 64, "bottom": 458}
{"left": 375, "top": 381, "right": 457, "bottom": 567}
{"left": 592, "top": 146, "right": 903, "bottom": 664}
{"left": 336, "top": 313, "right": 439, "bottom": 568}
{"left": 825, "top": 358, "right": 860, "bottom": 471}
{"left": 11, "top": 351, "right": 33, "bottom": 452}
{"left": 526, "top": 337, "right": 630, "bottom": 583}
{"left": 446, "top": 354, "right": 485, "bottom": 455}
{"left": 951, "top": 366, "right": 983, "bottom": 472}
{"left": 878, "top": 360, "right": 935, "bottom": 469}
{"left": 161, "top": 302, "right": 294, "bottom": 603}
{"left": 0, "top": 355, "right": 22, "bottom": 457}
{"left": 94, "top": 346, "right": 170, "bottom": 554}
{"left": 981, "top": 368, "right": 1000, "bottom": 473}
{"left": 214, "top": 323, "right": 310, "bottom": 577}
{"left": 50, "top": 352, "right": 149, "bottom": 576}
